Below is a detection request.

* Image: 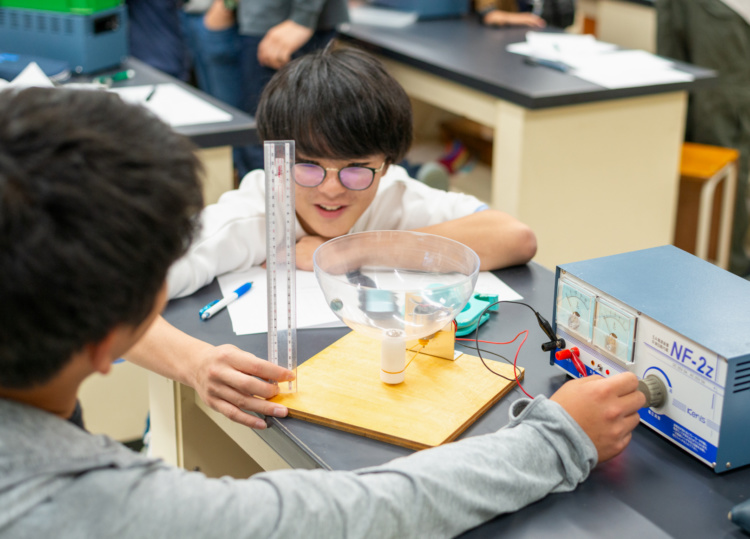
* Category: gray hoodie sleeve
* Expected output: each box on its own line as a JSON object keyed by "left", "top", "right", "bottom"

{"left": 242, "top": 396, "right": 597, "bottom": 538}
{"left": 288, "top": 0, "right": 328, "bottom": 29}
{"left": 18, "top": 396, "right": 595, "bottom": 538}
{"left": 238, "top": 0, "right": 328, "bottom": 35}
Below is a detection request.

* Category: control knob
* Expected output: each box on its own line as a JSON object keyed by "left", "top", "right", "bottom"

{"left": 638, "top": 375, "right": 667, "bottom": 408}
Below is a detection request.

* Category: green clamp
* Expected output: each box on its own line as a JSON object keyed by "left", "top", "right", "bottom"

{"left": 455, "top": 293, "right": 499, "bottom": 336}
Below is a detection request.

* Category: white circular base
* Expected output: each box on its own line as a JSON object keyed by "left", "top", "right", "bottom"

{"left": 381, "top": 332, "right": 406, "bottom": 385}
{"left": 381, "top": 369, "right": 405, "bottom": 384}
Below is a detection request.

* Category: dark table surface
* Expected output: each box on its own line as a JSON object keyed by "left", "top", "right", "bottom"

{"left": 163, "top": 262, "right": 750, "bottom": 538}
{"left": 85, "top": 57, "right": 257, "bottom": 148}
{"left": 616, "top": 0, "right": 655, "bottom": 7}
{"left": 338, "top": 17, "right": 715, "bottom": 109}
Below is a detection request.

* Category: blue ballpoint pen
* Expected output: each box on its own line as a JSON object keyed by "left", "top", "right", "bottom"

{"left": 199, "top": 282, "right": 253, "bottom": 320}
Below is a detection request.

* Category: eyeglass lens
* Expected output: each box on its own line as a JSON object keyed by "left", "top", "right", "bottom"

{"left": 293, "top": 164, "right": 373, "bottom": 190}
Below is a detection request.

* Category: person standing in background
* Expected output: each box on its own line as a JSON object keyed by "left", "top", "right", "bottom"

{"left": 176, "top": 0, "right": 349, "bottom": 177}
{"left": 233, "top": 0, "right": 349, "bottom": 176}
{"left": 126, "top": 0, "right": 191, "bottom": 81}
{"left": 475, "top": 0, "right": 576, "bottom": 29}
{"left": 657, "top": 0, "right": 750, "bottom": 278}
{"left": 475, "top": 0, "right": 546, "bottom": 27}
{"left": 180, "top": 0, "right": 243, "bottom": 107}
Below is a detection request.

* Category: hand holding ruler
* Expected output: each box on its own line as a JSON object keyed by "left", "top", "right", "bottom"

{"left": 264, "top": 140, "right": 297, "bottom": 393}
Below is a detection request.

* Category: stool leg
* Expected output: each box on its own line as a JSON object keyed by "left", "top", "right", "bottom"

{"left": 717, "top": 163, "right": 738, "bottom": 270}
{"left": 696, "top": 172, "right": 722, "bottom": 262}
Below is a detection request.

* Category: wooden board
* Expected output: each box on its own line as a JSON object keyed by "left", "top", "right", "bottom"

{"left": 270, "top": 331, "right": 522, "bottom": 450}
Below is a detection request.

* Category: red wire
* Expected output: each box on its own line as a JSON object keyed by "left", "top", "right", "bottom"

{"left": 456, "top": 336, "right": 525, "bottom": 346}
{"left": 456, "top": 328, "right": 529, "bottom": 346}
{"left": 457, "top": 330, "right": 534, "bottom": 399}
{"left": 511, "top": 331, "right": 533, "bottom": 399}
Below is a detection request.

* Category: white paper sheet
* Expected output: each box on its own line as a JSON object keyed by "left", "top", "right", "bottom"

{"left": 507, "top": 32, "right": 694, "bottom": 89}
{"left": 566, "top": 50, "right": 694, "bottom": 89}
{"left": 348, "top": 6, "right": 418, "bottom": 27}
{"left": 474, "top": 272, "right": 523, "bottom": 302}
{"left": 3, "top": 70, "right": 232, "bottom": 126}
{"left": 507, "top": 32, "right": 617, "bottom": 62}
{"left": 217, "top": 269, "right": 523, "bottom": 336}
{"left": 109, "top": 83, "right": 232, "bottom": 127}
{"left": 573, "top": 64, "right": 694, "bottom": 89}
{"left": 218, "top": 268, "right": 344, "bottom": 336}
{"left": 5, "top": 62, "right": 55, "bottom": 89}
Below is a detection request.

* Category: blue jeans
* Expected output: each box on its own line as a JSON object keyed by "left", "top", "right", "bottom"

{"left": 127, "top": 0, "right": 190, "bottom": 81}
{"left": 178, "top": 11, "right": 243, "bottom": 108}
{"left": 233, "top": 29, "right": 337, "bottom": 177}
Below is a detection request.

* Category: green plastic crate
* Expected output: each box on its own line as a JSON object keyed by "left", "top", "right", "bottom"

{"left": 0, "top": 0, "right": 121, "bottom": 15}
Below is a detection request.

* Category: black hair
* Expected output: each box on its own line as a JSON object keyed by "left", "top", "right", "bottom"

{"left": 256, "top": 45, "right": 413, "bottom": 164}
{"left": 0, "top": 88, "right": 203, "bottom": 389}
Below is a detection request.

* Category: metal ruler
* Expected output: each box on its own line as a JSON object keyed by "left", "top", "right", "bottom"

{"left": 264, "top": 140, "right": 297, "bottom": 393}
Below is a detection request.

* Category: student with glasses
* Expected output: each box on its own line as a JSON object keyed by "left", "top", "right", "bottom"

{"left": 126, "top": 45, "right": 538, "bottom": 430}
{"left": 167, "top": 45, "right": 537, "bottom": 296}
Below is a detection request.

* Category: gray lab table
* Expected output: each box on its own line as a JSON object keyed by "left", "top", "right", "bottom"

{"left": 152, "top": 262, "right": 750, "bottom": 537}
{"left": 338, "top": 18, "right": 715, "bottom": 270}
{"left": 88, "top": 57, "right": 256, "bottom": 204}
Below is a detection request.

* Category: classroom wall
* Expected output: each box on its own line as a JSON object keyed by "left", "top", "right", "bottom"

{"left": 590, "top": 0, "right": 657, "bottom": 53}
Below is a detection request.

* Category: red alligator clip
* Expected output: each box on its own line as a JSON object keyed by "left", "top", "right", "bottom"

{"left": 555, "top": 347, "right": 587, "bottom": 377}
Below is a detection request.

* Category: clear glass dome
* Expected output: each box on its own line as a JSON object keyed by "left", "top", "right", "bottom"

{"left": 313, "top": 231, "right": 480, "bottom": 343}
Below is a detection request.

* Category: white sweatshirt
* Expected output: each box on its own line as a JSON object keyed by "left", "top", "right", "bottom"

{"left": 168, "top": 165, "right": 488, "bottom": 298}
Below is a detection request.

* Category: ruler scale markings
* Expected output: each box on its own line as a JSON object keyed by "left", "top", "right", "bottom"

{"left": 265, "top": 141, "right": 297, "bottom": 393}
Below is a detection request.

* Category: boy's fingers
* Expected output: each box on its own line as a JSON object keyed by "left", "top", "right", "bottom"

{"left": 221, "top": 347, "right": 295, "bottom": 382}
{"left": 621, "top": 390, "right": 648, "bottom": 415}
{"left": 253, "top": 360, "right": 296, "bottom": 383}
{"left": 599, "top": 371, "right": 640, "bottom": 396}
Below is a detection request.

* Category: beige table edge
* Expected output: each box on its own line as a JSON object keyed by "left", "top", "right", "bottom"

{"left": 380, "top": 57, "right": 687, "bottom": 270}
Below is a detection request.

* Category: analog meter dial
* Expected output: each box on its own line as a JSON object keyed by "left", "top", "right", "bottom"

{"left": 556, "top": 278, "right": 595, "bottom": 341}
{"left": 593, "top": 298, "right": 637, "bottom": 363}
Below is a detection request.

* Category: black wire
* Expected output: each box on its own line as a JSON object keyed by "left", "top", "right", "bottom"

{"left": 455, "top": 341, "right": 517, "bottom": 381}
{"left": 470, "top": 300, "right": 548, "bottom": 381}
{"left": 407, "top": 340, "right": 518, "bottom": 381}
{"left": 456, "top": 340, "right": 512, "bottom": 364}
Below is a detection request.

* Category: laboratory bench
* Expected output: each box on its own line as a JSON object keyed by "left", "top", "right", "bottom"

{"left": 150, "top": 262, "right": 750, "bottom": 538}
{"left": 78, "top": 57, "right": 257, "bottom": 205}
{"left": 337, "top": 18, "right": 715, "bottom": 270}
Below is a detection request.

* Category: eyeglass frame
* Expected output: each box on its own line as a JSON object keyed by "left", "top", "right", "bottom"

{"left": 293, "top": 160, "right": 387, "bottom": 191}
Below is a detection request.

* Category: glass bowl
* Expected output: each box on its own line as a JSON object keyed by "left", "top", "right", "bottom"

{"left": 313, "top": 230, "right": 480, "bottom": 383}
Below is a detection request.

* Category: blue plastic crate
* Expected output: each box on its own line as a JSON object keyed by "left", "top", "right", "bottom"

{"left": 0, "top": 5, "right": 127, "bottom": 73}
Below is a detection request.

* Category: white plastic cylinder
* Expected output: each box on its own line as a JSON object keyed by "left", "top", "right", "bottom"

{"left": 381, "top": 331, "right": 406, "bottom": 384}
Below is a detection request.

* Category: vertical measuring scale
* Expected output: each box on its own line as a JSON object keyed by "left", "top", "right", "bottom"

{"left": 265, "top": 141, "right": 297, "bottom": 393}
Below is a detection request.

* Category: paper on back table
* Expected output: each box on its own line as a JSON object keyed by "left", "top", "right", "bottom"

{"left": 109, "top": 83, "right": 232, "bottom": 127}
{"left": 218, "top": 269, "right": 522, "bottom": 336}
{"left": 568, "top": 49, "right": 694, "bottom": 89}
{"left": 507, "top": 32, "right": 694, "bottom": 89}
